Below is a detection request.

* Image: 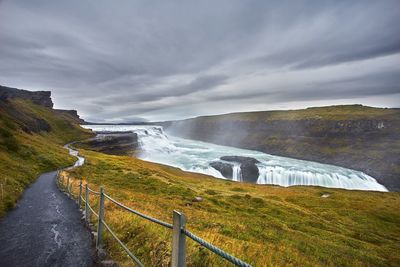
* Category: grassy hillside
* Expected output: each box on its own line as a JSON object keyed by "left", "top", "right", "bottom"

{"left": 162, "top": 105, "right": 400, "bottom": 191}
{"left": 186, "top": 105, "right": 400, "bottom": 121}
{"left": 0, "top": 98, "right": 92, "bottom": 217}
{"left": 65, "top": 149, "right": 400, "bottom": 266}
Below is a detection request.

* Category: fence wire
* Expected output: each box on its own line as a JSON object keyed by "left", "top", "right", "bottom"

{"left": 104, "top": 193, "right": 173, "bottom": 229}
{"left": 57, "top": 173, "right": 252, "bottom": 267}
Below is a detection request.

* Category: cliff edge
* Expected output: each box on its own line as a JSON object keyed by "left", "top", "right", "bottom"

{"left": 0, "top": 85, "right": 84, "bottom": 123}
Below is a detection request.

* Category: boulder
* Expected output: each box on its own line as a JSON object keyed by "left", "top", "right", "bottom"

{"left": 192, "top": 196, "right": 203, "bottom": 202}
{"left": 240, "top": 161, "right": 259, "bottom": 183}
{"left": 220, "top": 156, "right": 260, "bottom": 164}
{"left": 210, "top": 161, "right": 233, "bottom": 179}
{"left": 220, "top": 156, "right": 260, "bottom": 183}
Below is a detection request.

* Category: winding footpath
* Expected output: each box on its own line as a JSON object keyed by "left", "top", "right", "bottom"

{"left": 0, "top": 145, "right": 93, "bottom": 266}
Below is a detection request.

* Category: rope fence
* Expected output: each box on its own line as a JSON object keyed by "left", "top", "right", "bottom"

{"left": 57, "top": 171, "right": 252, "bottom": 267}
{"left": 87, "top": 187, "right": 100, "bottom": 195}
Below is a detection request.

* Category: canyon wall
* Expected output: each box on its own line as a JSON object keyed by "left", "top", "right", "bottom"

{"left": 161, "top": 105, "right": 400, "bottom": 191}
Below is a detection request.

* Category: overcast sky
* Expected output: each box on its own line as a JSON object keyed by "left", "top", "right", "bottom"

{"left": 1, "top": 0, "right": 399, "bottom": 122}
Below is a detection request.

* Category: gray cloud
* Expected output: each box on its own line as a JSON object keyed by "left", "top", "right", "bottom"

{"left": 0, "top": 0, "right": 399, "bottom": 122}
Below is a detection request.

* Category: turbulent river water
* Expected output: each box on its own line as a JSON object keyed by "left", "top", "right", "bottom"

{"left": 82, "top": 125, "right": 387, "bottom": 192}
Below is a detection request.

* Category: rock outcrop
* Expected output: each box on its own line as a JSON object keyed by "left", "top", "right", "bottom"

{"left": 210, "top": 156, "right": 260, "bottom": 183}
{"left": 1, "top": 85, "right": 86, "bottom": 126}
{"left": 221, "top": 156, "right": 260, "bottom": 183}
{"left": 1, "top": 99, "right": 52, "bottom": 133}
{"left": 220, "top": 156, "right": 260, "bottom": 165}
{"left": 55, "top": 109, "right": 84, "bottom": 124}
{"left": 210, "top": 161, "right": 233, "bottom": 179}
{"left": 0, "top": 85, "right": 53, "bottom": 108}
{"left": 79, "top": 133, "right": 139, "bottom": 156}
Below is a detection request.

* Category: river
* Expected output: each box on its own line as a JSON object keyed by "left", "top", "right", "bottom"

{"left": 81, "top": 125, "right": 387, "bottom": 192}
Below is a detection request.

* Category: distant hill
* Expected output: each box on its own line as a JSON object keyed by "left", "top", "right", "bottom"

{"left": 161, "top": 105, "right": 400, "bottom": 191}
{"left": 83, "top": 121, "right": 151, "bottom": 125}
{"left": 0, "top": 85, "right": 93, "bottom": 217}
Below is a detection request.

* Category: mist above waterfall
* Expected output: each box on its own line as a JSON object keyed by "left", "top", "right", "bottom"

{"left": 160, "top": 106, "right": 400, "bottom": 191}
{"left": 82, "top": 124, "right": 388, "bottom": 192}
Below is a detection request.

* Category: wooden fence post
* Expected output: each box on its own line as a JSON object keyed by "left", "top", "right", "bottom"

{"left": 96, "top": 187, "right": 105, "bottom": 248}
{"left": 172, "top": 210, "right": 186, "bottom": 267}
{"left": 66, "top": 175, "right": 70, "bottom": 196}
{"left": 85, "top": 184, "right": 90, "bottom": 223}
{"left": 78, "top": 180, "right": 82, "bottom": 207}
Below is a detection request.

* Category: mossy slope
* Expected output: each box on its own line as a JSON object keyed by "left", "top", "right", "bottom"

{"left": 0, "top": 98, "right": 92, "bottom": 217}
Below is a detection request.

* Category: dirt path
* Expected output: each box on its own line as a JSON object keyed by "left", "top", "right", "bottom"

{"left": 0, "top": 155, "right": 93, "bottom": 266}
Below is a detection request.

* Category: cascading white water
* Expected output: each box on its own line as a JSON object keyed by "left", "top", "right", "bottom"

{"left": 232, "top": 163, "right": 243, "bottom": 182}
{"left": 256, "top": 165, "right": 384, "bottom": 191}
{"left": 81, "top": 125, "right": 388, "bottom": 192}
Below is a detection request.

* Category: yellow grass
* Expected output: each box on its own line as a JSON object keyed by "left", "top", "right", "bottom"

{"left": 64, "top": 149, "right": 400, "bottom": 266}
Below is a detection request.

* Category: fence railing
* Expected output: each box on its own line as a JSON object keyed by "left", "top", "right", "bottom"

{"left": 57, "top": 171, "right": 252, "bottom": 267}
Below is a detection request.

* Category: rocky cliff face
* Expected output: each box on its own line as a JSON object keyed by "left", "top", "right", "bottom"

{"left": 55, "top": 109, "right": 84, "bottom": 124}
{"left": 1, "top": 85, "right": 84, "bottom": 124}
{"left": 162, "top": 105, "right": 400, "bottom": 191}
{"left": 0, "top": 85, "right": 85, "bottom": 132}
{"left": 0, "top": 85, "right": 53, "bottom": 108}
{"left": 76, "top": 133, "right": 139, "bottom": 156}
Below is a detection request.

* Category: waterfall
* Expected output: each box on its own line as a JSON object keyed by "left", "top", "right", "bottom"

{"left": 81, "top": 125, "right": 388, "bottom": 192}
{"left": 232, "top": 163, "right": 243, "bottom": 182}
{"left": 256, "top": 166, "right": 387, "bottom": 191}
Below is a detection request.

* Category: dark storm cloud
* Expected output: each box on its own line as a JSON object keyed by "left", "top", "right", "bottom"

{"left": 94, "top": 74, "right": 228, "bottom": 106}
{"left": 204, "top": 69, "right": 400, "bottom": 103}
{"left": 0, "top": 0, "right": 399, "bottom": 121}
{"left": 248, "top": 39, "right": 400, "bottom": 71}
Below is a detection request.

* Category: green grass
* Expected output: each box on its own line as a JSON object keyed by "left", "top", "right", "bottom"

{"left": 0, "top": 99, "right": 93, "bottom": 217}
{"left": 65, "top": 149, "right": 400, "bottom": 266}
{"left": 2, "top": 99, "right": 399, "bottom": 266}
{"left": 194, "top": 105, "right": 400, "bottom": 122}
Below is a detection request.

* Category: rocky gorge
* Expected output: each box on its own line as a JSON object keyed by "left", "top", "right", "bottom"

{"left": 161, "top": 105, "right": 400, "bottom": 191}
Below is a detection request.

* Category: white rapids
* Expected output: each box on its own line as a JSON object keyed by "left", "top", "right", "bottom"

{"left": 81, "top": 125, "right": 388, "bottom": 192}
